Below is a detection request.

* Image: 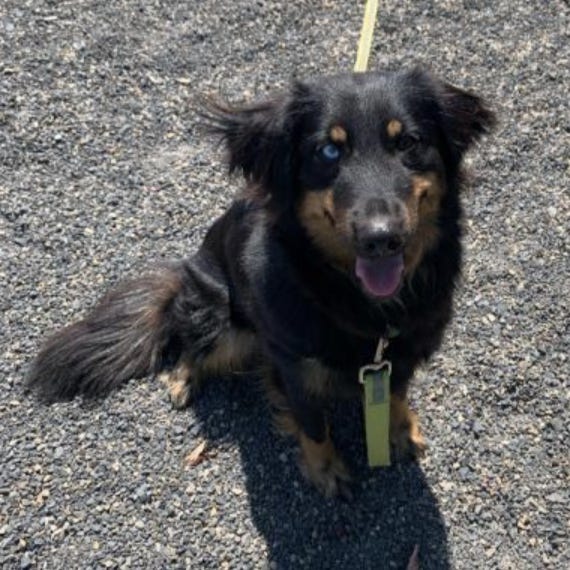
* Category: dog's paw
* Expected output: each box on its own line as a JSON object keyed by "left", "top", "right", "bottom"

{"left": 390, "top": 397, "right": 427, "bottom": 461}
{"left": 158, "top": 362, "right": 197, "bottom": 409}
{"left": 298, "top": 433, "right": 352, "bottom": 499}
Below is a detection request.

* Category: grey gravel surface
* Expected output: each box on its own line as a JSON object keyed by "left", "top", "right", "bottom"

{"left": 1, "top": 1, "right": 569, "bottom": 568}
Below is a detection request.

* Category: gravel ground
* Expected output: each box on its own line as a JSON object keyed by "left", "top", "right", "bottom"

{"left": 1, "top": 1, "right": 568, "bottom": 568}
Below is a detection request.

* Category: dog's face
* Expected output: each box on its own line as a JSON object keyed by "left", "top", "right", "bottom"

{"left": 205, "top": 69, "right": 494, "bottom": 299}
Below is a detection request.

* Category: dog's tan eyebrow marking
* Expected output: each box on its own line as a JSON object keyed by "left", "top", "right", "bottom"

{"left": 329, "top": 125, "right": 348, "bottom": 144}
{"left": 386, "top": 119, "right": 403, "bottom": 138}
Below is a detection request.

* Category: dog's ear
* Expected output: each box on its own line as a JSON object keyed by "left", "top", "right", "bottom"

{"left": 199, "top": 89, "right": 307, "bottom": 200}
{"left": 438, "top": 82, "right": 496, "bottom": 158}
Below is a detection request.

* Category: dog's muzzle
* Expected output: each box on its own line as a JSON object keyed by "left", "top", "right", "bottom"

{"left": 352, "top": 214, "right": 408, "bottom": 298}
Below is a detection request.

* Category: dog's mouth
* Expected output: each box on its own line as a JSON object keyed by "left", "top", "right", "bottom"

{"left": 355, "top": 253, "right": 404, "bottom": 298}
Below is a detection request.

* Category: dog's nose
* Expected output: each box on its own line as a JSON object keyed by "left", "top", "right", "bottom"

{"left": 356, "top": 225, "right": 405, "bottom": 258}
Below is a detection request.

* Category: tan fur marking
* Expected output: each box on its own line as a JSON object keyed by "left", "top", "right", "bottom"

{"left": 390, "top": 395, "right": 426, "bottom": 460}
{"left": 386, "top": 119, "right": 403, "bottom": 138}
{"left": 329, "top": 125, "right": 347, "bottom": 144}
{"left": 162, "top": 329, "right": 258, "bottom": 408}
{"left": 404, "top": 172, "right": 446, "bottom": 273}
{"left": 158, "top": 361, "right": 195, "bottom": 409}
{"left": 273, "top": 411, "right": 299, "bottom": 437}
{"left": 299, "top": 431, "right": 335, "bottom": 470}
{"left": 322, "top": 189, "right": 335, "bottom": 220}
{"left": 298, "top": 190, "right": 353, "bottom": 269}
{"left": 261, "top": 368, "right": 300, "bottom": 436}
{"left": 299, "top": 430, "right": 351, "bottom": 497}
{"left": 262, "top": 369, "right": 351, "bottom": 496}
{"left": 200, "top": 329, "right": 257, "bottom": 374}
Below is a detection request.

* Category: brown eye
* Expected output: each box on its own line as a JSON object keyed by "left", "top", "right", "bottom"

{"left": 397, "top": 133, "right": 420, "bottom": 151}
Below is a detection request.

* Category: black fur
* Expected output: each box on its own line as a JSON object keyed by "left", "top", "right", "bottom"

{"left": 27, "top": 270, "right": 181, "bottom": 400}
{"left": 27, "top": 68, "right": 494, "bottom": 492}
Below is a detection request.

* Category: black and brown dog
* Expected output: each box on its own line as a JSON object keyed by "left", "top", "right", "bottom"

{"left": 27, "top": 68, "right": 495, "bottom": 497}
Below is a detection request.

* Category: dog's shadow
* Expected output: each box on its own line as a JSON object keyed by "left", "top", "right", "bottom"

{"left": 191, "top": 375, "right": 451, "bottom": 570}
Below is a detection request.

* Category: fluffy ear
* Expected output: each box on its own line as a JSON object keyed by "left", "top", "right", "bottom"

{"left": 438, "top": 82, "right": 496, "bottom": 157}
{"left": 199, "top": 93, "right": 294, "bottom": 191}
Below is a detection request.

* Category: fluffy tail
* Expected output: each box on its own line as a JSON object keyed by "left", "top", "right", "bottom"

{"left": 26, "top": 266, "right": 184, "bottom": 401}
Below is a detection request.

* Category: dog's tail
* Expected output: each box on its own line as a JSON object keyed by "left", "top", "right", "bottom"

{"left": 26, "top": 266, "right": 186, "bottom": 402}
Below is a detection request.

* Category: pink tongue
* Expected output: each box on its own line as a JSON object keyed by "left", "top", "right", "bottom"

{"left": 355, "top": 254, "right": 404, "bottom": 298}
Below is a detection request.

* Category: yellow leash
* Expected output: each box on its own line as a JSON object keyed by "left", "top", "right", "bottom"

{"left": 354, "top": 0, "right": 379, "bottom": 72}
{"left": 353, "top": 1, "right": 391, "bottom": 467}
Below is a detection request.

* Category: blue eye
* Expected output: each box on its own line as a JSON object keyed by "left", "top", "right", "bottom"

{"left": 319, "top": 143, "right": 342, "bottom": 163}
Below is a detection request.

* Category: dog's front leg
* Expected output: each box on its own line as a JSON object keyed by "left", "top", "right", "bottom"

{"left": 265, "top": 350, "right": 351, "bottom": 499}
{"left": 387, "top": 349, "right": 427, "bottom": 461}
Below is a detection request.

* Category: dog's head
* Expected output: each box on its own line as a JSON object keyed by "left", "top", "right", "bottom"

{"left": 203, "top": 69, "right": 495, "bottom": 299}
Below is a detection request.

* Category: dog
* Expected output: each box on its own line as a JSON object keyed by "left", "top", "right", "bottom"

{"left": 27, "top": 68, "right": 495, "bottom": 497}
